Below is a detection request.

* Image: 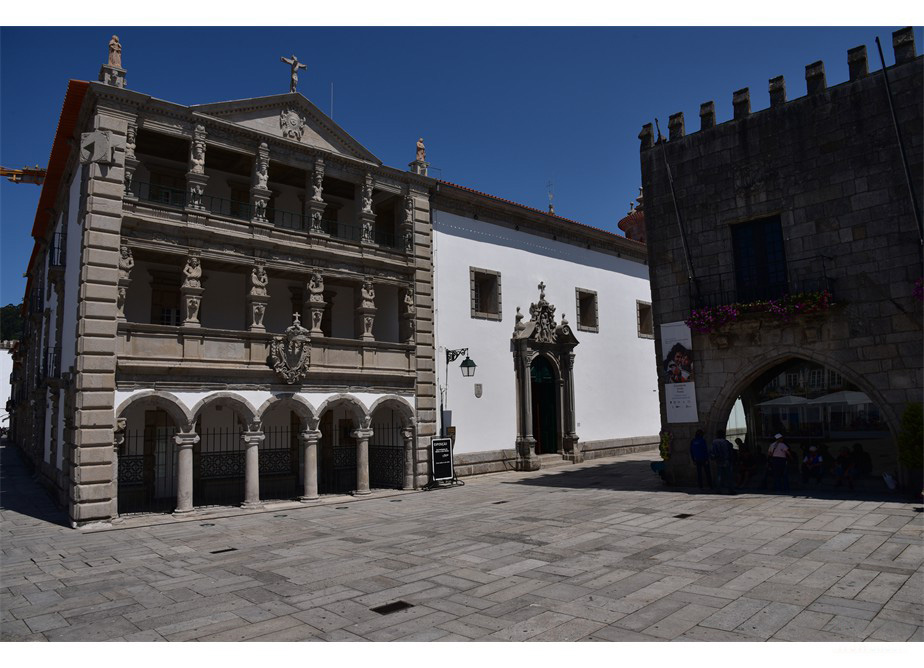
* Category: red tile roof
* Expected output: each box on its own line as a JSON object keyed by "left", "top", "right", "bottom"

{"left": 436, "top": 179, "right": 643, "bottom": 245}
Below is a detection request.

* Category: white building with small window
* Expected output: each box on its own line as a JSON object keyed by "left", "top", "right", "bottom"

{"left": 431, "top": 183, "right": 660, "bottom": 475}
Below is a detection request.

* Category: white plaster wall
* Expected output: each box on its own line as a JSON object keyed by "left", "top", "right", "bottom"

{"left": 61, "top": 171, "right": 83, "bottom": 374}
{"left": 433, "top": 209, "right": 660, "bottom": 456}
{"left": 200, "top": 269, "right": 245, "bottom": 330}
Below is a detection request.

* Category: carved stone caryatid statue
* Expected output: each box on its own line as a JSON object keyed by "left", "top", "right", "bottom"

{"left": 312, "top": 162, "right": 324, "bottom": 202}
{"left": 306, "top": 270, "right": 325, "bottom": 335}
{"left": 181, "top": 255, "right": 204, "bottom": 327}
{"left": 247, "top": 263, "right": 270, "bottom": 332}
{"left": 401, "top": 285, "right": 416, "bottom": 344}
{"left": 125, "top": 124, "right": 136, "bottom": 160}
{"left": 190, "top": 131, "right": 206, "bottom": 175}
{"left": 123, "top": 122, "right": 138, "bottom": 197}
{"left": 255, "top": 153, "right": 269, "bottom": 189}
{"left": 116, "top": 246, "right": 134, "bottom": 320}
{"left": 359, "top": 174, "right": 376, "bottom": 243}
{"left": 182, "top": 256, "right": 202, "bottom": 288}
{"left": 108, "top": 35, "right": 122, "bottom": 68}
{"left": 118, "top": 245, "right": 134, "bottom": 281}
{"left": 356, "top": 277, "right": 377, "bottom": 341}
{"left": 402, "top": 195, "right": 415, "bottom": 253}
{"left": 281, "top": 54, "right": 307, "bottom": 94}
{"left": 250, "top": 264, "right": 268, "bottom": 297}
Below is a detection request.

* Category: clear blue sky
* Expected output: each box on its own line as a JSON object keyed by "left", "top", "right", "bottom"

{"left": 1, "top": 26, "right": 920, "bottom": 306}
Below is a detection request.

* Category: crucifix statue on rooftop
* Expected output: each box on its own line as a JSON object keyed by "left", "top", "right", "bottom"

{"left": 281, "top": 55, "right": 307, "bottom": 93}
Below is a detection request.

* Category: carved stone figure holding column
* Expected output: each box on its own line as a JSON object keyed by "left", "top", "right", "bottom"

{"left": 182, "top": 256, "right": 202, "bottom": 288}
{"left": 118, "top": 246, "right": 134, "bottom": 280}
{"left": 250, "top": 265, "right": 268, "bottom": 297}
{"left": 308, "top": 271, "right": 324, "bottom": 302}
{"left": 361, "top": 277, "right": 375, "bottom": 308}
{"left": 190, "top": 134, "right": 206, "bottom": 175}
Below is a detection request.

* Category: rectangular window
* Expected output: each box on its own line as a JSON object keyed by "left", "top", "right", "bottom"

{"left": 149, "top": 172, "right": 186, "bottom": 208}
{"left": 828, "top": 370, "right": 843, "bottom": 388}
{"left": 229, "top": 185, "right": 250, "bottom": 220}
{"left": 637, "top": 300, "right": 654, "bottom": 338}
{"left": 808, "top": 369, "right": 824, "bottom": 389}
{"left": 731, "top": 215, "right": 787, "bottom": 302}
{"left": 470, "top": 267, "right": 502, "bottom": 321}
{"left": 150, "top": 273, "right": 181, "bottom": 326}
{"left": 575, "top": 288, "right": 599, "bottom": 333}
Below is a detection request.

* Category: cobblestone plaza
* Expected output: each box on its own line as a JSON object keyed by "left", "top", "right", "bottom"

{"left": 2, "top": 443, "right": 922, "bottom": 643}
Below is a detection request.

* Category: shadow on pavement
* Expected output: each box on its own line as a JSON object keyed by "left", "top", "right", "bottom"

{"left": 504, "top": 459, "right": 920, "bottom": 504}
{"left": 0, "top": 442, "right": 69, "bottom": 527}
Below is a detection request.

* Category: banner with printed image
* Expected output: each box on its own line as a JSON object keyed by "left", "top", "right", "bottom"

{"left": 660, "top": 321, "right": 698, "bottom": 423}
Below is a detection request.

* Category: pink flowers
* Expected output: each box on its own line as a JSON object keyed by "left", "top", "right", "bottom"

{"left": 685, "top": 290, "right": 834, "bottom": 334}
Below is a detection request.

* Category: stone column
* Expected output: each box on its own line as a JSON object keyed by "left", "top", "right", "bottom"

{"left": 299, "top": 429, "right": 321, "bottom": 501}
{"left": 307, "top": 158, "right": 326, "bottom": 235}
{"left": 401, "top": 286, "right": 416, "bottom": 345}
{"left": 514, "top": 347, "right": 539, "bottom": 471}
{"left": 351, "top": 427, "right": 373, "bottom": 496}
{"left": 251, "top": 142, "right": 271, "bottom": 224}
{"left": 401, "top": 426, "right": 415, "bottom": 490}
{"left": 186, "top": 124, "right": 208, "bottom": 211}
{"left": 358, "top": 174, "right": 375, "bottom": 245}
{"left": 561, "top": 351, "right": 582, "bottom": 463}
{"left": 356, "top": 277, "right": 377, "bottom": 341}
{"left": 173, "top": 429, "right": 199, "bottom": 514}
{"left": 112, "top": 417, "right": 126, "bottom": 507}
{"left": 241, "top": 427, "right": 264, "bottom": 508}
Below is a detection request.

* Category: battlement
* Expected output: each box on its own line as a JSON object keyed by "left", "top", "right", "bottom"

{"left": 640, "top": 27, "right": 918, "bottom": 149}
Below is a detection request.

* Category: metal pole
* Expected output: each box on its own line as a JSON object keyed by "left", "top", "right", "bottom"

{"left": 874, "top": 37, "right": 923, "bottom": 249}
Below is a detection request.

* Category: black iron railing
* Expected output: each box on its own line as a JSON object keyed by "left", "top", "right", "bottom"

{"left": 49, "top": 233, "right": 66, "bottom": 268}
{"left": 696, "top": 275, "right": 833, "bottom": 309}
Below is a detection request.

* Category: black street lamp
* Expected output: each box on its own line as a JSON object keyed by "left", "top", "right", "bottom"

{"left": 446, "top": 348, "right": 477, "bottom": 378}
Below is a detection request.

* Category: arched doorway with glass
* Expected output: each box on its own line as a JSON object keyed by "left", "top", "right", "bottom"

{"left": 718, "top": 358, "right": 896, "bottom": 490}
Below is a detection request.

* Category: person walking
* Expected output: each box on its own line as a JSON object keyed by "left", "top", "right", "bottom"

{"left": 690, "top": 429, "right": 713, "bottom": 490}
{"left": 712, "top": 430, "right": 735, "bottom": 494}
{"left": 768, "top": 433, "right": 791, "bottom": 492}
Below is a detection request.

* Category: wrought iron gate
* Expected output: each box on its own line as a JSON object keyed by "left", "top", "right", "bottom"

{"left": 370, "top": 423, "right": 405, "bottom": 489}
{"left": 118, "top": 427, "right": 177, "bottom": 514}
{"left": 194, "top": 427, "right": 245, "bottom": 507}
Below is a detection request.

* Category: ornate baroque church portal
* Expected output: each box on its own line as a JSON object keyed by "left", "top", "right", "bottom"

{"left": 511, "top": 283, "right": 580, "bottom": 470}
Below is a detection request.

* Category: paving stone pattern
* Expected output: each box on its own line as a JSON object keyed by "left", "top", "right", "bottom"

{"left": 2, "top": 443, "right": 922, "bottom": 642}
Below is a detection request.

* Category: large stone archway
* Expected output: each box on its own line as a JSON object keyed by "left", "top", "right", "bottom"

{"left": 512, "top": 282, "right": 579, "bottom": 471}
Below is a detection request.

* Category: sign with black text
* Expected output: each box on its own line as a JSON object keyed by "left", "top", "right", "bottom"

{"left": 430, "top": 437, "right": 454, "bottom": 481}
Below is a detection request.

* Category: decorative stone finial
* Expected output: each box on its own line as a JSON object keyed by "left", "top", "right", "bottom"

{"left": 281, "top": 54, "right": 307, "bottom": 93}
{"left": 409, "top": 137, "right": 429, "bottom": 176}
{"left": 98, "top": 35, "right": 126, "bottom": 88}
{"left": 108, "top": 36, "right": 122, "bottom": 68}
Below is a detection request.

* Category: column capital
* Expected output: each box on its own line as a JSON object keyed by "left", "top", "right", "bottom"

{"left": 400, "top": 427, "right": 415, "bottom": 441}
{"left": 350, "top": 428, "right": 374, "bottom": 440}
{"left": 298, "top": 429, "right": 322, "bottom": 444}
{"left": 241, "top": 430, "right": 265, "bottom": 447}
{"left": 174, "top": 430, "right": 200, "bottom": 448}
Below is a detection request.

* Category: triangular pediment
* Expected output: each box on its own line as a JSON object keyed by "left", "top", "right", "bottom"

{"left": 191, "top": 93, "right": 381, "bottom": 165}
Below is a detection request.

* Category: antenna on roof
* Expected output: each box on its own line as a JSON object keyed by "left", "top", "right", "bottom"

{"left": 547, "top": 180, "right": 555, "bottom": 215}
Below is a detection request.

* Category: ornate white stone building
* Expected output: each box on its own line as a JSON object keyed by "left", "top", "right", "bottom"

{"left": 9, "top": 39, "right": 659, "bottom": 526}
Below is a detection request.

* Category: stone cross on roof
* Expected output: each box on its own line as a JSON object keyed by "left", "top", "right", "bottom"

{"left": 281, "top": 55, "right": 307, "bottom": 93}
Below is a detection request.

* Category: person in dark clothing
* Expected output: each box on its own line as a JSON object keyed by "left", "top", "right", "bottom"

{"left": 852, "top": 443, "right": 873, "bottom": 485}
{"left": 690, "top": 429, "right": 713, "bottom": 490}
{"left": 711, "top": 430, "right": 735, "bottom": 494}
{"left": 735, "top": 438, "right": 754, "bottom": 488}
